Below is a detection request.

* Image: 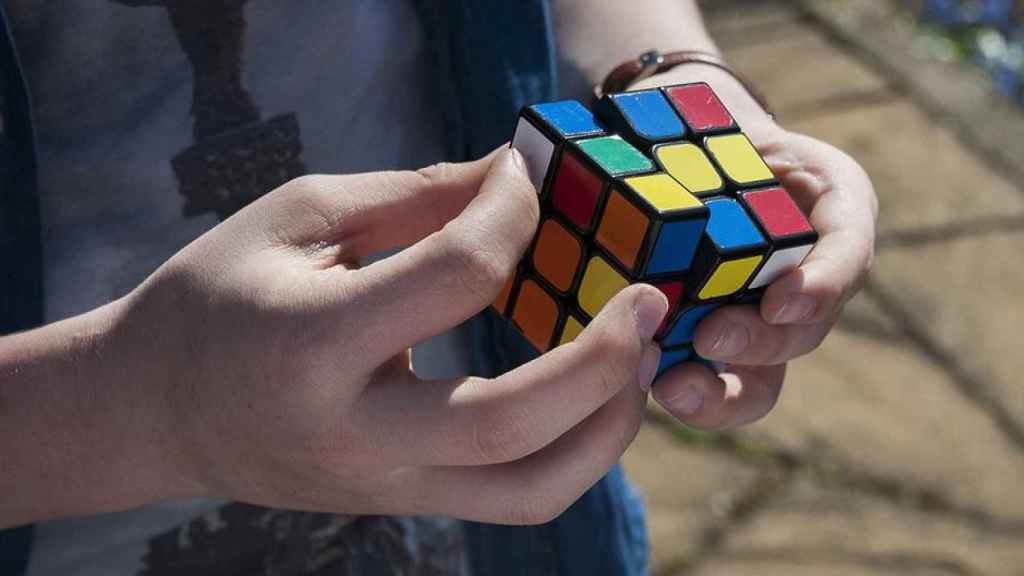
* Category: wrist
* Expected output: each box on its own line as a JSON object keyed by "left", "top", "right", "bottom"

{"left": 63, "top": 297, "right": 206, "bottom": 508}
{"left": 109, "top": 289, "right": 209, "bottom": 503}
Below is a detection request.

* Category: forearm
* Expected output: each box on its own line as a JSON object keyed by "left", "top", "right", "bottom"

{"left": 552, "top": 0, "right": 779, "bottom": 140}
{"left": 552, "top": 0, "right": 718, "bottom": 97}
{"left": 0, "top": 299, "right": 188, "bottom": 527}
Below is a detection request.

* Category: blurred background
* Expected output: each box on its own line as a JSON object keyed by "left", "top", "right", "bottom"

{"left": 623, "top": 1, "right": 1024, "bottom": 574}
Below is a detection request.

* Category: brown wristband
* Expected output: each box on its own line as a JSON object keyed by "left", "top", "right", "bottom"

{"left": 595, "top": 49, "right": 774, "bottom": 117}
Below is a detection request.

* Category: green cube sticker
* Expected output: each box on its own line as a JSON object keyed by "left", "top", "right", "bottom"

{"left": 576, "top": 136, "right": 654, "bottom": 177}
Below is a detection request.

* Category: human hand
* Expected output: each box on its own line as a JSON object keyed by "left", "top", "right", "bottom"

{"left": 120, "top": 148, "right": 668, "bottom": 525}
{"left": 631, "top": 65, "right": 878, "bottom": 431}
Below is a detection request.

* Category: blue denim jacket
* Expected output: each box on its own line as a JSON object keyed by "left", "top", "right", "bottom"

{"left": 0, "top": 2, "right": 648, "bottom": 574}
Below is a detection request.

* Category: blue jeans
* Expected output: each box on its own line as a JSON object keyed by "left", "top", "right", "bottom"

{"left": 465, "top": 465, "right": 649, "bottom": 576}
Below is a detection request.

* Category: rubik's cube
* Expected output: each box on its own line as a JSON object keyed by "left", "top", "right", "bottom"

{"left": 494, "top": 83, "right": 817, "bottom": 376}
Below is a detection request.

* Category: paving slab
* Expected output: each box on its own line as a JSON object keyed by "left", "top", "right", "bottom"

{"left": 704, "top": 0, "right": 800, "bottom": 49}
{"left": 722, "top": 24, "right": 891, "bottom": 120}
{"left": 837, "top": 292, "right": 903, "bottom": 341}
{"left": 787, "top": 100, "right": 1024, "bottom": 234}
{"left": 740, "top": 324, "right": 1024, "bottom": 520}
{"left": 622, "top": 420, "right": 761, "bottom": 573}
{"left": 690, "top": 478, "right": 1024, "bottom": 576}
{"left": 796, "top": 0, "right": 1024, "bottom": 199}
{"left": 870, "top": 230, "right": 1024, "bottom": 446}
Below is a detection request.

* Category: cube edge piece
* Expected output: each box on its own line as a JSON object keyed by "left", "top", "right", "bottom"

{"left": 738, "top": 186, "right": 820, "bottom": 290}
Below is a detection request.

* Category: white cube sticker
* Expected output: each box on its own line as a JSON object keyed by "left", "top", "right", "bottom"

{"left": 511, "top": 117, "right": 556, "bottom": 194}
{"left": 749, "top": 244, "right": 814, "bottom": 289}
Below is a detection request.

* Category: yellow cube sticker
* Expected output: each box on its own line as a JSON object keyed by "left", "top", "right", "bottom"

{"left": 699, "top": 255, "right": 764, "bottom": 300}
{"left": 623, "top": 173, "right": 703, "bottom": 213}
{"left": 558, "top": 315, "right": 586, "bottom": 346}
{"left": 578, "top": 256, "right": 629, "bottom": 318}
{"left": 705, "top": 134, "right": 774, "bottom": 185}
{"left": 654, "top": 143, "right": 723, "bottom": 195}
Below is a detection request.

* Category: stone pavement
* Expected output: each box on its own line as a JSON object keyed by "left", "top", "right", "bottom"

{"left": 621, "top": 2, "right": 1024, "bottom": 574}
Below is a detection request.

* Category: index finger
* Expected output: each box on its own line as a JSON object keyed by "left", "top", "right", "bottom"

{"left": 339, "top": 148, "right": 540, "bottom": 366}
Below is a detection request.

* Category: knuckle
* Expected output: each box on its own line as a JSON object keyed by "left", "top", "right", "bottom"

{"left": 471, "top": 406, "right": 533, "bottom": 464}
{"left": 441, "top": 234, "right": 508, "bottom": 301}
{"left": 275, "top": 174, "right": 350, "bottom": 240}
{"left": 287, "top": 174, "right": 328, "bottom": 197}
{"left": 415, "top": 162, "right": 455, "bottom": 186}
{"left": 587, "top": 330, "right": 641, "bottom": 393}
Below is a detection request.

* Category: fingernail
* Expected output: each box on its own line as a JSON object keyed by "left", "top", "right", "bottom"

{"left": 637, "top": 345, "right": 661, "bottom": 392}
{"left": 634, "top": 289, "right": 669, "bottom": 341}
{"left": 708, "top": 322, "right": 750, "bottom": 359}
{"left": 508, "top": 147, "right": 529, "bottom": 177}
{"left": 772, "top": 293, "right": 817, "bottom": 324}
{"left": 667, "top": 383, "right": 703, "bottom": 416}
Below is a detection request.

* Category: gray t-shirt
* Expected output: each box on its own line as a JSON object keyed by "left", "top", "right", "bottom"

{"left": 8, "top": 1, "right": 468, "bottom": 573}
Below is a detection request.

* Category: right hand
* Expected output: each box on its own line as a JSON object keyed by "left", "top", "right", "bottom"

{"left": 116, "top": 148, "right": 668, "bottom": 525}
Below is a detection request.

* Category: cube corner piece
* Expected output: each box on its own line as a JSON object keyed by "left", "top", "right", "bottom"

{"left": 738, "top": 186, "right": 819, "bottom": 290}
{"left": 511, "top": 100, "right": 605, "bottom": 196}
{"left": 661, "top": 82, "right": 739, "bottom": 136}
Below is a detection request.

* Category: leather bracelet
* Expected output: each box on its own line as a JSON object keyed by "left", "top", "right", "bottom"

{"left": 595, "top": 49, "right": 774, "bottom": 118}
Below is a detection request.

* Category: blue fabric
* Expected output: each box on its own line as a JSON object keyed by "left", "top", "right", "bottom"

{"left": 0, "top": 1, "right": 650, "bottom": 574}
{"left": 0, "top": 1, "right": 42, "bottom": 337}
{"left": 0, "top": 3, "right": 40, "bottom": 574}
{"left": 608, "top": 91, "right": 686, "bottom": 142}
{"left": 465, "top": 465, "right": 649, "bottom": 576}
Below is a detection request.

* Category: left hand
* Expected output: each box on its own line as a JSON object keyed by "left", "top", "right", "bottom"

{"left": 631, "top": 64, "right": 878, "bottom": 431}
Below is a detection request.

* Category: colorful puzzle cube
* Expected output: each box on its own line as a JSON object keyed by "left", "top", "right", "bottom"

{"left": 496, "top": 83, "right": 818, "bottom": 376}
